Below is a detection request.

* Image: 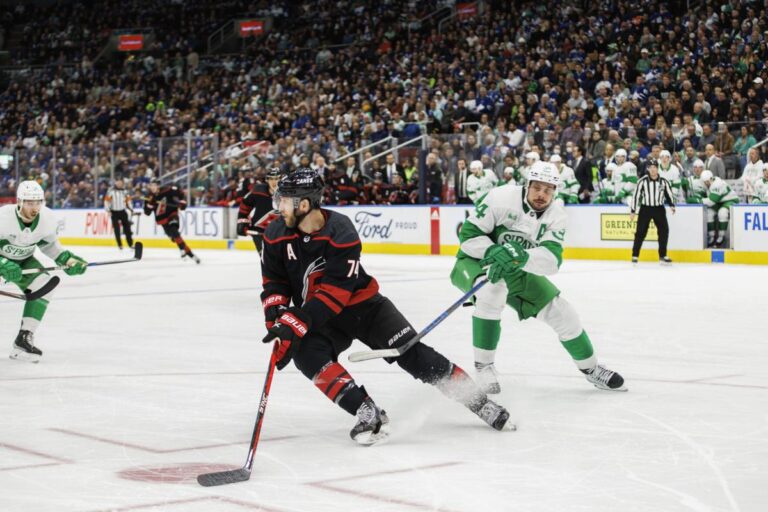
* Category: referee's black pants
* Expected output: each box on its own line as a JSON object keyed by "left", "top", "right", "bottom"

{"left": 110, "top": 210, "right": 134, "bottom": 248}
{"left": 632, "top": 206, "right": 669, "bottom": 258}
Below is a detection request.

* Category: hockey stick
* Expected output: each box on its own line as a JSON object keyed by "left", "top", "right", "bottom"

{"left": 197, "top": 341, "right": 279, "bottom": 487}
{"left": 348, "top": 278, "right": 489, "bottom": 362}
{"left": 0, "top": 275, "right": 60, "bottom": 301}
{"left": 20, "top": 242, "right": 143, "bottom": 275}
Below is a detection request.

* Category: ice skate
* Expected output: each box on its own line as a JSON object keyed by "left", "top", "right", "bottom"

{"left": 475, "top": 398, "right": 515, "bottom": 431}
{"left": 660, "top": 256, "right": 672, "bottom": 265}
{"left": 582, "top": 364, "right": 627, "bottom": 391}
{"left": 9, "top": 330, "right": 42, "bottom": 363}
{"left": 475, "top": 362, "right": 501, "bottom": 394}
{"left": 350, "top": 398, "right": 390, "bottom": 445}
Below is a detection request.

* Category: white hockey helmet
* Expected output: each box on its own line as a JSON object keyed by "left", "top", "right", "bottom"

{"left": 692, "top": 159, "right": 705, "bottom": 168}
{"left": 525, "top": 151, "right": 540, "bottom": 163}
{"left": 469, "top": 160, "right": 483, "bottom": 172}
{"left": 606, "top": 162, "right": 618, "bottom": 173}
{"left": 503, "top": 166, "right": 515, "bottom": 176}
{"left": 659, "top": 150, "right": 671, "bottom": 160}
{"left": 16, "top": 180, "right": 45, "bottom": 205}
{"left": 700, "top": 170, "right": 714, "bottom": 183}
{"left": 614, "top": 148, "right": 627, "bottom": 161}
{"left": 549, "top": 154, "right": 562, "bottom": 163}
{"left": 527, "top": 161, "right": 560, "bottom": 187}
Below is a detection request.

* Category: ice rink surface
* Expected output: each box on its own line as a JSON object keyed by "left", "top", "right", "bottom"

{"left": 1, "top": 247, "right": 766, "bottom": 512}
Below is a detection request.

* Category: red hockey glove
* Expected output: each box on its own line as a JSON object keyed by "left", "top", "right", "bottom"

{"left": 261, "top": 308, "right": 311, "bottom": 370}
{"left": 262, "top": 294, "right": 289, "bottom": 329}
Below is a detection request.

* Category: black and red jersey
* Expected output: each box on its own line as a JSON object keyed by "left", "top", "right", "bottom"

{"left": 143, "top": 186, "right": 187, "bottom": 224}
{"left": 260, "top": 209, "right": 380, "bottom": 330}
{"left": 238, "top": 182, "right": 276, "bottom": 232}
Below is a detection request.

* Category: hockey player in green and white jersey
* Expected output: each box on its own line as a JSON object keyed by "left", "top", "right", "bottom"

{"left": 683, "top": 159, "right": 707, "bottom": 203}
{"left": 658, "top": 150, "right": 683, "bottom": 202}
{"left": 467, "top": 160, "right": 499, "bottom": 203}
{"left": 595, "top": 162, "right": 618, "bottom": 203}
{"left": 513, "top": 152, "right": 539, "bottom": 186}
{"left": 0, "top": 181, "right": 88, "bottom": 362}
{"left": 548, "top": 154, "right": 578, "bottom": 205}
{"left": 612, "top": 149, "right": 638, "bottom": 205}
{"left": 450, "top": 161, "right": 626, "bottom": 394}
{"left": 700, "top": 170, "right": 739, "bottom": 247}
{"left": 751, "top": 165, "right": 768, "bottom": 204}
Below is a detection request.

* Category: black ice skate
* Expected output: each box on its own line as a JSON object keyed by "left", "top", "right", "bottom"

{"left": 474, "top": 398, "right": 515, "bottom": 431}
{"left": 9, "top": 330, "right": 42, "bottom": 363}
{"left": 582, "top": 364, "right": 627, "bottom": 391}
{"left": 350, "top": 398, "right": 390, "bottom": 445}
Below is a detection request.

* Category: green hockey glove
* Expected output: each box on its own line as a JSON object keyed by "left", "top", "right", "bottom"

{"left": 0, "top": 256, "right": 22, "bottom": 284}
{"left": 479, "top": 242, "right": 529, "bottom": 283}
{"left": 55, "top": 251, "right": 88, "bottom": 276}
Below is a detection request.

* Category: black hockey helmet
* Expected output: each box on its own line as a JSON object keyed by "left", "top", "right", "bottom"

{"left": 276, "top": 168, "right": 325, "bottom": 208}
{"left": 266, "top": 166, "right": 283, "bottom": 180}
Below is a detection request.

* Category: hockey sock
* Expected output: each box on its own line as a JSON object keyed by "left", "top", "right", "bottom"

{"left": 173, "top": 236, "right": 192, "bottom": 254}
{"left": 435, "top": 364, "right": 486, "bottom": 413}
{"left": 313, "top": 362, "right": 366, "bottom": 416}
{"left": 21, "top": 298, "right": 48, "bottom": 334}
{"left": 561, "top": 330, "right": 597, "bottom": 370}
{"left": 472, "top": 316, "right": 501, "bottom": 366}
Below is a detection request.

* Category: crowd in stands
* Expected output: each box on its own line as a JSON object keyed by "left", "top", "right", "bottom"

{"left": 2, "top": 0, "right": 768, "bottom": 208}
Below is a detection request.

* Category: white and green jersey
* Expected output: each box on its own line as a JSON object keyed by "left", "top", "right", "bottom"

{"left": 557, "top": 165, "right": 579, "bottom": 204}
{"left": 751, "top": 177, "right": 768, "bottom": 204}
{"left": 741, "top": 160, "right": 764, "bottom": 198}
{"left": 0, "top": 205, "right": 63, "bottom": 262}
{"left": 613, "top": 162, "right": 638, "bottom": 204}
{"left": 597, "top": 177, "right": 616, "bottom": 203}
{"left": 458, "top": 185, "right": 566, "bottom": 276}
{"left": 659, "top": 163, "right": 682, "bottom": 200}
{"left": 467, "top": 169, "right": 499, "bottom": 203}
{"left": 684, "top": 175, "right": 707, "bottom": 202}
{"left": 514, "top": 165, "right": 533, "bottom": 186}
{"left": 703, "top": 177, "right": 739, "bottom": 208}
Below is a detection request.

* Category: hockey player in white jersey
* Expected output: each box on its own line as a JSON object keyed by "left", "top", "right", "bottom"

{"left": 741, "top": 148, "right": 764, "bottom": 202}
{"left": 450, "top": 161, "right": 626, "bottom": 394}
{"left": 0, "top": 181, "right": 88, "bottom": 362}
{"left": 514, "top": 151, "right": 539, "bottom": 186}
{"left": 549, "top": 154, "right": 578, "bottom": 205}
{"left": 612, "top": 149, "right": 638, "bottom": 205}
{"left": 658, "top": 150, "right": 683, "bottom": 202}
{"left": 751, "top": 165, "right": 768, "bottom": 204}
{"left": 467, "top": 160, "right": 499, "bottom": 203}
{"left": 683, "top": 159, "right": 707, "bottom": 203}
{"left": 701, "top": 170, "right": 739, "bottom": 247}
{"left": 596, "top": 163, "right": 618, "bottom": 203}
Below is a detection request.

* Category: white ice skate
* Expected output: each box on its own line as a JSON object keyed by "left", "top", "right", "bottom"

{"left": 475, "top": 362, "right": 501, "bottom": 394}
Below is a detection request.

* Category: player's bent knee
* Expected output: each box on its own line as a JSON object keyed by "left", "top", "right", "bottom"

{"left": 395, "top": 342, "right": 451, "bottom": 384}
{"left": 537, "top": 296, "right": 583, "bottom": 341}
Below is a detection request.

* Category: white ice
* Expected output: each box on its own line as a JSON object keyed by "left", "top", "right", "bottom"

{"left": 1, "top": 248, "right": 767, "bottom": 512}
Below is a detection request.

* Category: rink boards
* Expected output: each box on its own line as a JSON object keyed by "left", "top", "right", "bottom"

{"left": 54, "top": 204, "right": 768, "bottom": 264}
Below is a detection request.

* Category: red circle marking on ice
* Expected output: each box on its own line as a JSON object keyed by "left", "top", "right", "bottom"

{"left": 118, "top": 463, "right": 239, "bottom": 484}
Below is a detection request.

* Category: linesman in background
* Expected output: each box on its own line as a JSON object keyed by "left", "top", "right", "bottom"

{"left": 630, "top": 160, "right": 676, "bottom": 264}
{"left": 104, "top": 178, "right": 134, "bottom": 250}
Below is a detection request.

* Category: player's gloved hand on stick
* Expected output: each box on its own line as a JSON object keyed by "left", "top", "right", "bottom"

{"left": 236, "top": 218, "right": 250, "bottom": 236}
{"left": 262, "top": 294, "right": 289, "bottom": 329}
{"left": 480, "top": 242, "right": 529, "bottom": 283}
{"left": 0, "top": 256, "right": 22, "bottom": 283}
{"left": 55, "top": 251, "right": 88, "bottom": 276}
{"left": 261, "top": 307, "right": 311, "bottom": 370}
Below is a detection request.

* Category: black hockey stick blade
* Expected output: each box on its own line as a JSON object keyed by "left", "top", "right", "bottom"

{"left": 1, "top": 276, "right": 59, "bottom": 301}
{"left": 197, "top": 467, "right": 251, "bottom": 487}
{"left": 25, "top": 275, "right": 60, "bottom": 300}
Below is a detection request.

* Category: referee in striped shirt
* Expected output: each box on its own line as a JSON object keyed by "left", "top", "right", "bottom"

{"left": 104, "top": 178, "right": 134, "bottom": 250}
{"left": 629, "top": 159, "right": 676, "bottom": 264}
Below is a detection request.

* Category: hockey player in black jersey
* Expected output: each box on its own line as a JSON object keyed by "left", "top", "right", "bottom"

{"left": 260, "top": 169, "right": 513, "bottom": 445}
{"left": 236, "top": 167, "right": 282, "bottom": 253}
{"left": 143, "top": 180, "right": 200, "bottom": 263}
